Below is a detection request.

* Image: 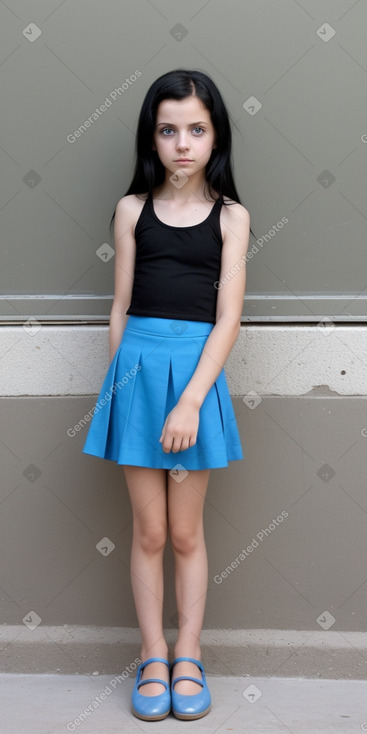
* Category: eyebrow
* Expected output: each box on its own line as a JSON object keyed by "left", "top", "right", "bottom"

{"left": 156, "top": 120, "right": 208, "bottom": 127}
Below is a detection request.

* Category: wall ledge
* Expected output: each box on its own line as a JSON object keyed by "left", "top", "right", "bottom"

{"left": 1, "top": 626, "right": 366, "bottom": 678}
{"left": 1, "top": 325, "right": 367, "bottom": 396}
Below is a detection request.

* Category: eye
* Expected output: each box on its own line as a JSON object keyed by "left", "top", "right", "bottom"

{"left": 159, "top": 126, "right": 205, "bottom": 136}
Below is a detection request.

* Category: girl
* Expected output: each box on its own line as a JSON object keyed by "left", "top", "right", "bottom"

{"left": 83, "top": 68, "right": 250, "bottom": 721}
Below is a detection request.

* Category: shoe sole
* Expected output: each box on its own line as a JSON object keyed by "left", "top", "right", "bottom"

{"left": 131, "top": 707, "right": 171, "bottom": 721}
{"left": 173, "top": 704, "right": 211, "bottom": 720}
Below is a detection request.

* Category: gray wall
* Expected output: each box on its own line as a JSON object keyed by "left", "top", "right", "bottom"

{"left": 1, "top": 0, "right": 367, "bottom": 648}
{"left": 1, "top": 0, "right": 366, "bottom": 320}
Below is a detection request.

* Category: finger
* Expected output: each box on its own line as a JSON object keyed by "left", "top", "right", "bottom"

{"left": 159, "top": 422, "right": 169, "bottom": 444}
{"left": 163, "top": 433, "right": 178, "bottom": 453}
{"left": 161, "top": 433, "right": 170, "bottom": 451}
{"left": 159, "top": 422, "right": 167, "bottom": 443}
{"left": 173, "top": 435, "right": 188, "bottom": 453}
{"left": 161, "top": 433, "right": 174, "bottom": 453}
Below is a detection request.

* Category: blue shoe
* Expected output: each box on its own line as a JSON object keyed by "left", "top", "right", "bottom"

{"left": 171, "top": 656, "right": 211, "bottom": 720}
{"left": 131, "top": 657, "right": 171, "bottom": 721}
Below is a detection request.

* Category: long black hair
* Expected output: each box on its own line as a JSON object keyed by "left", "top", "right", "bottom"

{"left": 109, "top": 68, "right": 254, "bottom": 237}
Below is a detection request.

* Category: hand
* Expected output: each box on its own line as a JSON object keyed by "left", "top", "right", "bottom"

{"left": 159, "top": 400, "right": 199, "bottom": 453}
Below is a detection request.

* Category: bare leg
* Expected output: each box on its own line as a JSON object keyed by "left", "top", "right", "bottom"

{"left": 167, "top": 468, "right": 211, "bottom": 695}
{"left": 123, "top": 465, "right": 169, "bottom": 696}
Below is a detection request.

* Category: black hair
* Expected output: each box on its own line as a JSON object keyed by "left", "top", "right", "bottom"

{"left": 109, "top": 68, "right": 254, "bottom": 237}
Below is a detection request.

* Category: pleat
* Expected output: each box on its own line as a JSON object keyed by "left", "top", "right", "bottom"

{"left": 168, "top": 333, "right": 201, "bottom": 403}
{"left": 106, "top": 345, "right": 142, "bottom": 461}
{"left": 115, "top": 331, "right": 173, "bottom": 466}
{"left": 82, "top": 348, "right": 122, "bottom": 458}
{"left": 163, "top": 356, "right": 176, "bottom": 420}
{"left": 197, "top": 377, "right": 227, "bottom": 462}
{"left": 214, "top": 371, "right": 243, "bottom": 460}
{"left": 146, "top": 333, "right": 174, "bottom": 438}
{"left": 167, "top": 335, "right": 227, "bottom": 467}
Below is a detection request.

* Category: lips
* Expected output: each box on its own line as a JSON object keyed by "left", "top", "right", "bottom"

{"left": 175, "top": 159, "right": 193, "bottom": 162}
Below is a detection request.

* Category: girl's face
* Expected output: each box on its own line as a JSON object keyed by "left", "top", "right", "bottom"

{"left": 152, "top": 95, "right": 217, "bottom": 178}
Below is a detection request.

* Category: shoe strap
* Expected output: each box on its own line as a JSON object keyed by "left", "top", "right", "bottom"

{"left": 137, "top": 678, "right": 169, "bottom": 691}
{"left": 171, "top": 656, "right": 204, "bottom": 673}
{"left": 137, "top": 658, "right": 170, "bottom": 689}
{"left": 172, "top": 675, "right": 203, "bottom": 688}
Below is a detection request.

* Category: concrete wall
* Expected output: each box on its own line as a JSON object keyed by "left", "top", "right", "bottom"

{"left": 1, "top": 324, "right": 366, "bottom": 638}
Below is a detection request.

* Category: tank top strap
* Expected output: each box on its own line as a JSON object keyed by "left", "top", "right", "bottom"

{"left": 210, "top": 195, "right": 224, "bottom": 224}
{"left": 213, "top": 194, "right": 224, "bottom": 211}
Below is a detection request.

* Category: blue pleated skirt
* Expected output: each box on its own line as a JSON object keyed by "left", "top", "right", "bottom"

{"left": 82, "top": 316, "right": 243, "bottom": 470}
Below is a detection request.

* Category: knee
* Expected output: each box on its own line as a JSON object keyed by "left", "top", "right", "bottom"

{"left": 134, "top": 520, "right": 167, "bottom": 554}
{"left": 169, "top": 523, "right": 202, "bottom": 555}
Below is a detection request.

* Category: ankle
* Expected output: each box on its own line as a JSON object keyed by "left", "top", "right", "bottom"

{"left": 174, "top": 642, "right": 201, "bottom": 661}
{"left": 140, "top": 642, "right": 169, "bottom": 662}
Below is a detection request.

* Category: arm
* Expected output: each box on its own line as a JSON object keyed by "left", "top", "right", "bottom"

{"left": 159, "top": 204, "right": 250, "bottom": 453}
{"left": 108, "top": 197, "right": 136, "bottom": 363}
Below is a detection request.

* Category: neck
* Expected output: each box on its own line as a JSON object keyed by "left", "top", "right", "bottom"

{"left": 156, "top": 170, "right": 210, "bottom": 202}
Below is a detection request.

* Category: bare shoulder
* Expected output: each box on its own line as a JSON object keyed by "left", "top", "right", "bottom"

{"left": 219, "top": 196, "right": 250, "bottom": 247}
{"left": 221, "top": 196, "right": 250, "bottom": 223}
{"left": 115, "top": 193, "right": 148, "bottom": 216}
{"left": 114, "top": 193, "right": 148, "bottom": 234}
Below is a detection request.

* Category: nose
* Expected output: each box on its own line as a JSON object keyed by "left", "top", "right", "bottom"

{"left": 176, "top": 132, "right": 190, "bottom": 151}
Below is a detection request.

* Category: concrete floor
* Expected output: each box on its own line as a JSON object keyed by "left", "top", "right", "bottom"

{"left": 1, "top": 673, "right": 366, "bottom": 733}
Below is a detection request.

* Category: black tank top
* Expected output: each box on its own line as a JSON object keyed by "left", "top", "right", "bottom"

{"left": 126, "top": 193, "right": 224, "bottom": 323}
